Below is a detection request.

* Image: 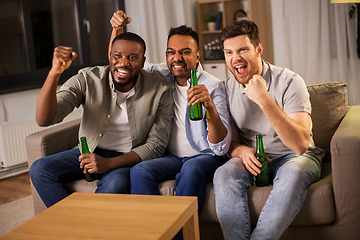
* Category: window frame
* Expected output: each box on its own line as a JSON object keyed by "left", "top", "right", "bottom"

{"left": 0, "top": 0, "right": 125, "bottom": 95}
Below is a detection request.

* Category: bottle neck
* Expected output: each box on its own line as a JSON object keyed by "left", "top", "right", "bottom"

{"left": 256, "top": 134, "right": 264, "bottom": 154}
{"left": 191, "top": 69, "right": 197, "bottom": 86}
{"left": 81, "top": 137, "right": 90, "bottom": 153}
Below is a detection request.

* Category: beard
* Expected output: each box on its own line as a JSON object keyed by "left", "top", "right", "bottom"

{"left": 111, "top": 69, "right": 138, "bottom": 92}
{"left": 232, "top": 58, "right": 261, "bottom": 86}
{"left": 112, "top": 78, "right": 137, "bottom": 91}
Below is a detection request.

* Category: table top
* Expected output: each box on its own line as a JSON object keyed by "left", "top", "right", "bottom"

{"left": 1, "top": 193, "right": 199, "bottom": 240}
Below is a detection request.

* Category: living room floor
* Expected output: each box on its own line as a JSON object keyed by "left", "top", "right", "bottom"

{"left": 0, "top": 172, "right": 31, "bottom": 205}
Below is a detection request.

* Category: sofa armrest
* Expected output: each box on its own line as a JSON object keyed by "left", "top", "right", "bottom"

{"left": 26, "top": 118, "right": 81, "bottom": 167}
{"left": 330, "top": 105, "right": 360, "bottom": 237}
{"left": 25, "top": 118, "right": 81, "bottom": 215}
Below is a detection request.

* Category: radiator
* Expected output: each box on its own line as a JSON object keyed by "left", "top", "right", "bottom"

{"left": 0, "top": 110, "right": 83, "bottom": 168}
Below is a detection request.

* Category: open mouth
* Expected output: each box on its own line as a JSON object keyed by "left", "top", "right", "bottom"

{"left": 172, "top": 63, "right": 186, "bottom": 71}
{"left": 115, "top": 68, "right": 130, "bottom": 78}
{"left": 234, "top": 64, "right": 247, "bottom": 76}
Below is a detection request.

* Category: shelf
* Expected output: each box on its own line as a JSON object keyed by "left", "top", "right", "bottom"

{"left": 197, "top": 0, "right": 273, "bottom": 65}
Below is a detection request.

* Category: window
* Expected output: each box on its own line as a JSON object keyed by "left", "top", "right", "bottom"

{"left": 0, "top": 0, "right": 124, "bottom": 94}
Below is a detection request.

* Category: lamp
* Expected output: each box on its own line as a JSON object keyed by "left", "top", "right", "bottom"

{"left": 332, "top": 0, "right": 360, "bottom": 57}
{"left": 331, "top": 0, "right": 359, "bottom": 2}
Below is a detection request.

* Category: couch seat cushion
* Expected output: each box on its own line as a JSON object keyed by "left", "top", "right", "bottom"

{"left": 158, "top": 163, "right": 334, "bottom": 227}
{"left": 67, "top": 179, "right": 98, "bottom": 193}
{"left": 67, "top": 164, "right": 334, "bottom": 227}
{"left": 248, "top": 162, "right": 334, "bottom": 226}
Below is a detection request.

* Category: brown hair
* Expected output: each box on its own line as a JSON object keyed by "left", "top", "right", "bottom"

{"left": 219, "top": 20, "right": 260, "bottom": 49}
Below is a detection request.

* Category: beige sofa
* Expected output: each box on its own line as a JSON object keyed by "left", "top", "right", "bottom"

{"left": 26, "top": 82, "right": 360, "bottom": 240}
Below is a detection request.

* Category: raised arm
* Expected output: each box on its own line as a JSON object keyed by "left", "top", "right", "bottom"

{"left": 108, "top": 10, "right": 131, "bottom": 59}
{"left": 36, "top": 46, "right": 77, "bottom": 126}
{"left": 244, "top": 75, "right": 311, "bottom": 155}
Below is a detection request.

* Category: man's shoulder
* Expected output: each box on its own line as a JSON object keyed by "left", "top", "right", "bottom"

{"left": 266, "top": 62, "right": 302, "bottom": 82}
{"left": 77, "top": 65, "right": 109, "bottom": 78}
{"left": 140, "top": 69, "right": 171, "bottom": 87}
{"left": 198, "top": 70, "right": 225, "bottom": 91}
{"left": 223, "top": 75, "right": 238, "bottom": 92}
{"left": 143, "top": 62, "right": 172, "bottom": 82}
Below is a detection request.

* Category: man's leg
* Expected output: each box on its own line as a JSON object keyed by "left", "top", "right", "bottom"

{"left": 213, "top": 157, "right": 253, "bottom": 240}
{"left": 95, "top": 167, "right": 131, "bottom": 194}
{"left": 130, "top": 153, "right": 182, "bottom": 195}
{"left": 175, "top": 154, "right": 227, "bottom": 213}
{"left": 29, "top": 148, "right": 83, "bottom": 207}
{"left": 93, "top": 148, "right": 131, "bottom": 194}
{"left": 250, "top": 153, "right": 321, "bottom": 240}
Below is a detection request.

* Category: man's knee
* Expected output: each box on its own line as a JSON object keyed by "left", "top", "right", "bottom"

{"left": 130, "top": 163, "right": 155, "bottom": 180}
{"left": 29, "top": 159, "right": 40, "bottom": 182}
{"left": 97, "top": 171, "right": 130, "bottom": 194}
{"left": 181, "top": 159, "right": 205, "bottom": 175}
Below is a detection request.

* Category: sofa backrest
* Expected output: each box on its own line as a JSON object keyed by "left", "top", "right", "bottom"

{"left": 307, "top": 82, "right": 348, "bottom": 162}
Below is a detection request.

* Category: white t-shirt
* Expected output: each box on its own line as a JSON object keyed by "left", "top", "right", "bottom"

{"left": 97, "top": 88, "right": 134, "bottom": 153}
{"left": 167, "top": 82, "right": 200, "bottom": 157}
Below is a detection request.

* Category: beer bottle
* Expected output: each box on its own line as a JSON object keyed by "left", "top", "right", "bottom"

{"left": 189, "top": 69, "right": 203, "bottom": 121}
{"left": 80, "top": 137, "right": 97, "bottom": 182}
{"left": 255, "top": 134, "right": 269, "bottom": 186}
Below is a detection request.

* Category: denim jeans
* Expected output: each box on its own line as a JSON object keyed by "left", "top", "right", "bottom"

{"left": 213, "top": 152, "right": 321, "bottom": 240}
{"left": 30, "top": 148, "right": 131, "bottom": 208}
{"left": 130, "top": 152, "right": 228, "bottom": 214}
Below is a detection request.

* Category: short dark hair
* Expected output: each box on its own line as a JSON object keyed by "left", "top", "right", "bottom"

{"left": 219, "top": 20, "right": 260, "bottom": 49}
{"left": 112, "top": 32, "right": 146, "bottom": 55}
{"left": 167, "top": 25, "right": 199, "bottom": 50}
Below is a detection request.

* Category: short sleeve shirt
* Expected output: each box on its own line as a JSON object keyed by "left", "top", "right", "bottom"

{"left": 225, "top": 61, "right": 323, "bottom": 161}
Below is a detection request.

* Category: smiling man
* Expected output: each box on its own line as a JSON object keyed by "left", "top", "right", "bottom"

{"left": 30, "top": 32, "right": 173, "bottom": 208}
{"left": 213, "top": 20, "right": 325, "bottom": 240}
{"left": 110, "top": 11, "right": 231, "bottom": 225}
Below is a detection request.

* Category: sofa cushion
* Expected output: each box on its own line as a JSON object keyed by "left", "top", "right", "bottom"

{"left": 307, "top": 82, "right": 348, "bottom": 162}
{"left": 67, "top": 179, "right": 98, "bottom": 193}
{"left": 157, "top": 164, "right": 334, "bottom": 226}
{"left": 248, "top": 163, "right": 334, "bottom": 226}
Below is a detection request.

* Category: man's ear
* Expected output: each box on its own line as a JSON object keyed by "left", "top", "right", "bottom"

{"left": 256, "top": 43, "right": 263, "bottom": 57}
{"left": 196, "top": 51, "right": 201, "bottom": 64}
{"left": 141, "top": 56, "right": 146, "bottom": 69}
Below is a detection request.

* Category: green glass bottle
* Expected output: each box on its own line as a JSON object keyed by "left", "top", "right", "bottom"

{"left": 189, "top": 69, "right": 203, "bottom": 121}
{"left": 255, "top": 134, "right": 269, "bottom": 187}
{"left": 80, "top": 137, "right": 97, "bottom": 182}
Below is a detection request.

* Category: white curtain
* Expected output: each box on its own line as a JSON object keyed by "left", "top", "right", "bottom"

{"left": 125, "top": 0, "right": 197, "bottom": 64}
{"left": 283, "top": 0, "right": 360, "bottom": 105}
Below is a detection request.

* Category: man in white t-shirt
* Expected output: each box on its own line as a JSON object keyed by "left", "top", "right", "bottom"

{"left": 109, "top": 11, "right": 231, "bottom": 218}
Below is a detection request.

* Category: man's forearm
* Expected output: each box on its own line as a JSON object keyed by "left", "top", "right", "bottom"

{"left": 258, "top": 97, "right": 310, "bottom": 155}
{"left": 108, "top": 28, "right": 124, "bottom": 59}
{"left": 36, "top": 70, "right": 61, "bottom": 126}
{"left": 207, "top": 108, "right": 228, "bottom": 144}
{"left": 109, "top": 151, "right": 142, "bottom": 170}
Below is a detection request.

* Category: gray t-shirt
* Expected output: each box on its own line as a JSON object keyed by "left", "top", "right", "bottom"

{"left": 225, "top": 61, "right": 324, "bottom": 162}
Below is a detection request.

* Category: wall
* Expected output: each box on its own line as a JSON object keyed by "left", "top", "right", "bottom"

{"left": 0, "top": 0, "right": 285, "bottom": 126}
{"left": 125, "top": 0, "right": 198, "bottom": 64}
{"left": 270, "top": 0, "right": 288, "bottom": 68}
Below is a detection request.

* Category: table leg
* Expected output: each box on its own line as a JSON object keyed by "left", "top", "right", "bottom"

{"left": 182, "top": 212, "right": 200, "bottom": 240}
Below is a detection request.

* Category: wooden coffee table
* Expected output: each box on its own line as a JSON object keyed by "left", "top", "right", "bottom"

{"left": 1, "top": 192, "right": 200, "bottom": 240}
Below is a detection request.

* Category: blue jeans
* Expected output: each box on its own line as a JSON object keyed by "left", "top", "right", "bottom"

{"left": 213, "top": 153, "right": 321, "bottom": 240}
{"left": 130, "top": 152, "right": 228, "bottom": 214}
{"left": 30, "top": 148, "right": 131, "bottom": 208}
